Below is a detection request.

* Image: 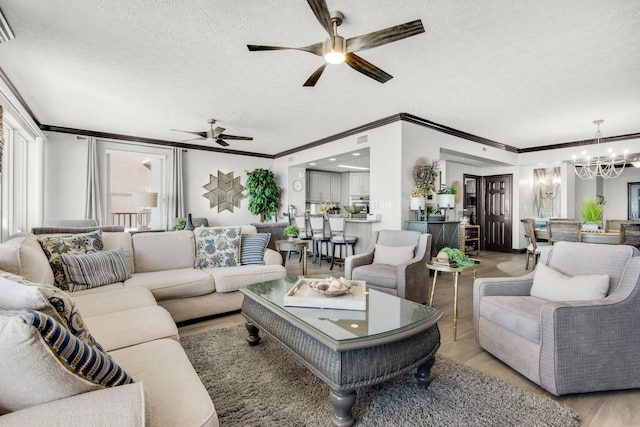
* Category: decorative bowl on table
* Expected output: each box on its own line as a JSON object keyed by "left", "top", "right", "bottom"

{"left": 310, "top": 276, "right": 351, "bottom": 297}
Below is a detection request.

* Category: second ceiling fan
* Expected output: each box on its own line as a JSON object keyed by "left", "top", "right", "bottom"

{"left": 247, "top": 0, "right": 425, "bottom": 87}
{"left": 171, "top": 119, "right": 253, "bottom": 147}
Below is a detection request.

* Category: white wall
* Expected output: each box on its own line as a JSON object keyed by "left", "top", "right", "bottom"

{"left": 43, "top": 131, "right": 274, "bottom": 227}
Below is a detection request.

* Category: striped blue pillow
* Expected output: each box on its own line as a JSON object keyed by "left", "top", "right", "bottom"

{"left": 241, "top": 233, "right": 271, "bottom": 265}
{"left": 0, "top": 309, "right": 134, "bottom": 410}
{"left": 61, "top": 248, "right": 131, "bottom": 291}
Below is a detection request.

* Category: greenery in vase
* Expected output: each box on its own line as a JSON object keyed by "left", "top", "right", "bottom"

{"left": 245, "top": 168, "right": 281, "bottom": 222}
{"left": 171, "top": 219, "right": 186, "bottom": 231}
{"left": 437, "top": 184, "right": 458, "bottom": 195}
{"left": 580, "top": 198, "right": 604, "bottom": 226}
{"left": 412, "top": 160, "right": 439, "bottom": 196}
{"left": 283, "top": 225, "right": 299, "bottom": 237}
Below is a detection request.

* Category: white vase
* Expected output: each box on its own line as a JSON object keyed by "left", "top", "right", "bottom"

{"left": 437, "top": 194, "right": 455, "bottom": 208}
{"left": 582, "top": 222, "right": 599, "bottom": 232}
{"left": 410, "top": 197, "right": 426, "bottom": 210}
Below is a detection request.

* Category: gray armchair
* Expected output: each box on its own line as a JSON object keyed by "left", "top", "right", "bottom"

{"left": 474, "top": 241, "right": 640, "bottom": 396}
{"left": 344, "top": 230, "right": 431, "bottom": 303}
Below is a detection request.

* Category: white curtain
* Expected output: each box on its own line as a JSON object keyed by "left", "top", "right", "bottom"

{"left": 166, "top": 147, "right": 185, "bottom": 228}
{"left": 84, "top": 137, "right": 106, "bottom": 225}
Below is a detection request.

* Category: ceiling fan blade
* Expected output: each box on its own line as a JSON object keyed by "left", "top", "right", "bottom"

{"left": 346, "top": 19, "right": 425, "bottom": 53}
{"left": 212, "top": 126, "right": 225, "bottom": 138}
{"left": 218, "top": 134, "right": 253, "bottom": 141}
{"left": 344, "top": 53, "right": 392, "bottom": 83}
{"left": 180, "top": 138, "right": 205, "bottom": 143}
{"left": 215, "top": 139, "right": 230, "bottom": 147}
{"left": 303, "top": 63, "right": 328, "bottom": 87}
{"left": 247, "top": 43, "right": 323, "bottom": 56}
{"left": 306, "top": 0, "right": 333, "bottom": 40}
{"left": 170, "top": 129, "right": 208, "bottom": 138}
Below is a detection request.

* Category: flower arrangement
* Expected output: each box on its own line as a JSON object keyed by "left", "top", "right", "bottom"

{"left": 412, "top": 160, "right": 439, "bottom": 197}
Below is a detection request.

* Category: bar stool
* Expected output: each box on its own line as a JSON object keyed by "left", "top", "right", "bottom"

{"left": 327, "top": 214, "right": 357, "bottom": 270}
{"left": 309, "top": 214, "right": 330, "bottom": 266}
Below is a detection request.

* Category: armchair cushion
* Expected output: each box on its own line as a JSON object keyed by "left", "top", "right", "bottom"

{"left": 530, "top": 263, "right": 609, "bottom": 301}
{"left": 351, "top": 264, "right": 397, "bottom": 289}
{"left": 373, "top": 244, "right": 415, "bottom": 266}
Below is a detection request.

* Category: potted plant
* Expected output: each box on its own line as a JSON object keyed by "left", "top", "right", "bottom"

{"left": 245, "top": 168, "right": 281, "bottom": 222}
{"left": 580, "top": 198, "right": 604, "bottom": 231}
{"left": 437, "top": 184, "right": 458, "bottom": 209}
{"left": 283, "top": 225, "right": 299, "bottom": 241}
{"left": 411, "top": 160, "right": 439, "bottom": 210}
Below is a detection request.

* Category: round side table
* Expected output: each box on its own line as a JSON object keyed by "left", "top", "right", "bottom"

{"left": 275, "top": 239, "right": 309, "bottom": 276}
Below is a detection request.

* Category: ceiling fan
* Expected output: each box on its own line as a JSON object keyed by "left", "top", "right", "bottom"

{"left": 170, "top": 119, "right": 253, "bottom": 147}
{"left": 247, "top": 0, "right": 425, "bottom": 86}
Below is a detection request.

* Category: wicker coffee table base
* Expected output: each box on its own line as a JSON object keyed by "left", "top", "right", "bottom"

{"left": 241, "top": 297, "right": 441, "bottom": 427}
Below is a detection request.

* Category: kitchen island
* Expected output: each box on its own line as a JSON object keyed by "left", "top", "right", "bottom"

{"left": 344, "top": 218, "right": 379, "bottom": 254}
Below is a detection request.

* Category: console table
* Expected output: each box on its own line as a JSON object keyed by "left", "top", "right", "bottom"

{"left": 406, "top": 221, "right": 460, "bottom": 259}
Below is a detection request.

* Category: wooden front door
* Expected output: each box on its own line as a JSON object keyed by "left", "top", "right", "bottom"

{"left": 484, "top": 174, "right": 512, "bottom": 252}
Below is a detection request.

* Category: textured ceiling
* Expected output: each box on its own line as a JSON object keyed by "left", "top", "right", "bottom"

{"left": 0, "top": 0, "right": 639, "bottom": 157}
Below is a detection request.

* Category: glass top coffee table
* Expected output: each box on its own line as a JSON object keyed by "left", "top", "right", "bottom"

{"left": 240, "top": 276, "right": 442, "bottom": 427}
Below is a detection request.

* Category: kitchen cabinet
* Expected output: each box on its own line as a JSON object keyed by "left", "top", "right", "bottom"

{"left": 349, "top": 172, "right": 370, "bottom": 196}
{"left": 307, "top": 171, "right": 340, "bottom": 203}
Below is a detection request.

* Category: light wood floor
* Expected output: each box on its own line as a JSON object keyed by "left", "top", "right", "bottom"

{"left": 179, "top": 251, "right": 640, "bottom": 426}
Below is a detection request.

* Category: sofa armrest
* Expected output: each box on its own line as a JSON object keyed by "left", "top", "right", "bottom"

{"left": 263, "top": 248, "right": 283, "bottom": 266}
{"left": 0, "top": 383, "right": 148, "bottom": 426}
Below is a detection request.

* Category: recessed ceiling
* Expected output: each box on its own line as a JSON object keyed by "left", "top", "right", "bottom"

{"left": 0, "top": 0, "right": 638, "bottom": 156}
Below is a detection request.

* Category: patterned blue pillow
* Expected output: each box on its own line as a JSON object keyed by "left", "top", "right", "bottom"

{"left": 61, "top": 248, "right": 131, "bottom": 291}
{"left": 240, "top": 233, "right": 271, "bottom": 265}
{"left": 0, "top": 309, "right": 134, "bottom": 412}
{"left": 0, "top": 276, "right": 105, "bottom": 352}
{"left": 194, "top": 227, "right": 242, "bottom": 268}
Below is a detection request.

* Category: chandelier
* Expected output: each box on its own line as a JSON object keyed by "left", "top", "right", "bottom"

{"left": 573, "top": 120, "right": 626, "bottom": 180}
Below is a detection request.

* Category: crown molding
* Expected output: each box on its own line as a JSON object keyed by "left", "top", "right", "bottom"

{"left": 517, "top": 132, "right": 640, "bottom": 153}
{"left": 39, "top": 125, "right": 275, "bottom": 159}
{"left": 0, "top": 7, "right": 15, "bottom": 44}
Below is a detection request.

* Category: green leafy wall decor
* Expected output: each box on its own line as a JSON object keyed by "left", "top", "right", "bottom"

{"left": 203, "top": 171, "right": 246, "bottom": 213}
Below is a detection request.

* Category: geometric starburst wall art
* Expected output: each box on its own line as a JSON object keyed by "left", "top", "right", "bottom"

{"left": 202, "top": 170, "right": 246, "bottom": 213}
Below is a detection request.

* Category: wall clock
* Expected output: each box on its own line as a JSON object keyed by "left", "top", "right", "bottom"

{"left": 292, "top": 180, "right": 303, "bottom": 192}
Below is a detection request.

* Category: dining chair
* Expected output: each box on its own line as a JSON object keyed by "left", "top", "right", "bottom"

{"left": 308, "top": 214, "right": 330, "bottom": 266}
{"left": 620, "top": 223, "right": 640, "bottom": 248}
{"left": 327, "top": 214, "right": 357, "bottom": 270}
{"left": 546, "top": 220, "right": 582, "bottom": 244}
{"left": 521, "top": 218, "right": 548, "bottom": 269}
{"left": 286, "top": 214, "right": 311, "bottom": 261}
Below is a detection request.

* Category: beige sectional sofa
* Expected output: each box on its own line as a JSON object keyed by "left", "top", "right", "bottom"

{"left": 0, "top": 225, "right": 286, "bottom": 425}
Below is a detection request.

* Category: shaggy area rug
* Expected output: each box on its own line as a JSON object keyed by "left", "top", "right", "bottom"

{"left": 181, "top": 325, "right": 579, "bottom": 426}
{"left": 496, "top": 260, "right": 531, "bottom": 277}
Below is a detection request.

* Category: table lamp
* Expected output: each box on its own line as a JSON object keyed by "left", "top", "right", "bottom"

{"left": 132, "top": 191, "right": 158, "bottom": 230}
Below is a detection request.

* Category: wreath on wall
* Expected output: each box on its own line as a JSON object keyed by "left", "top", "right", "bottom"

{"left": 412, "top": 160, "right": 439, "bottom": 197}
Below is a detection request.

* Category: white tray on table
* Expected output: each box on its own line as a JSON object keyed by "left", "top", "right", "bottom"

{"left": 284, "top": 278, "right": 367, "bottom": 311}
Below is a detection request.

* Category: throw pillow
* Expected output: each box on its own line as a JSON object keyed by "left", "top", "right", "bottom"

{"left": 194, "top": 227, "right": 242, "bottom": 268}
{"left": 373, "top": 244, "right": 416, "bottom": 266}
{"left": 0, "top": 276, "right": 104, "bottom": 352}
{"left": 61, "top": 248, "right": 131, "bottom": 291}
{"left": 530, "top": 263, "right": 610, "bottom": 301}
{"left": 240, "top": 233, "right": 271, "bottom": 265}
{"left": 37, "top": 231, "right": 104, "bottom": 290}
{"left": 0, "top": 309, "right": 134, "bottom": 413}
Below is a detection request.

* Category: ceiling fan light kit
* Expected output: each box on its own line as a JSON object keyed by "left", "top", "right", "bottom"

{"left": 247, "top": 0, "right": 425, "bottom": 86}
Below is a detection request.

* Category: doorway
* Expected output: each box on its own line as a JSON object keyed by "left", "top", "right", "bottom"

{"left": 483, "top": 174, "right": 513, "bottom": 252}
